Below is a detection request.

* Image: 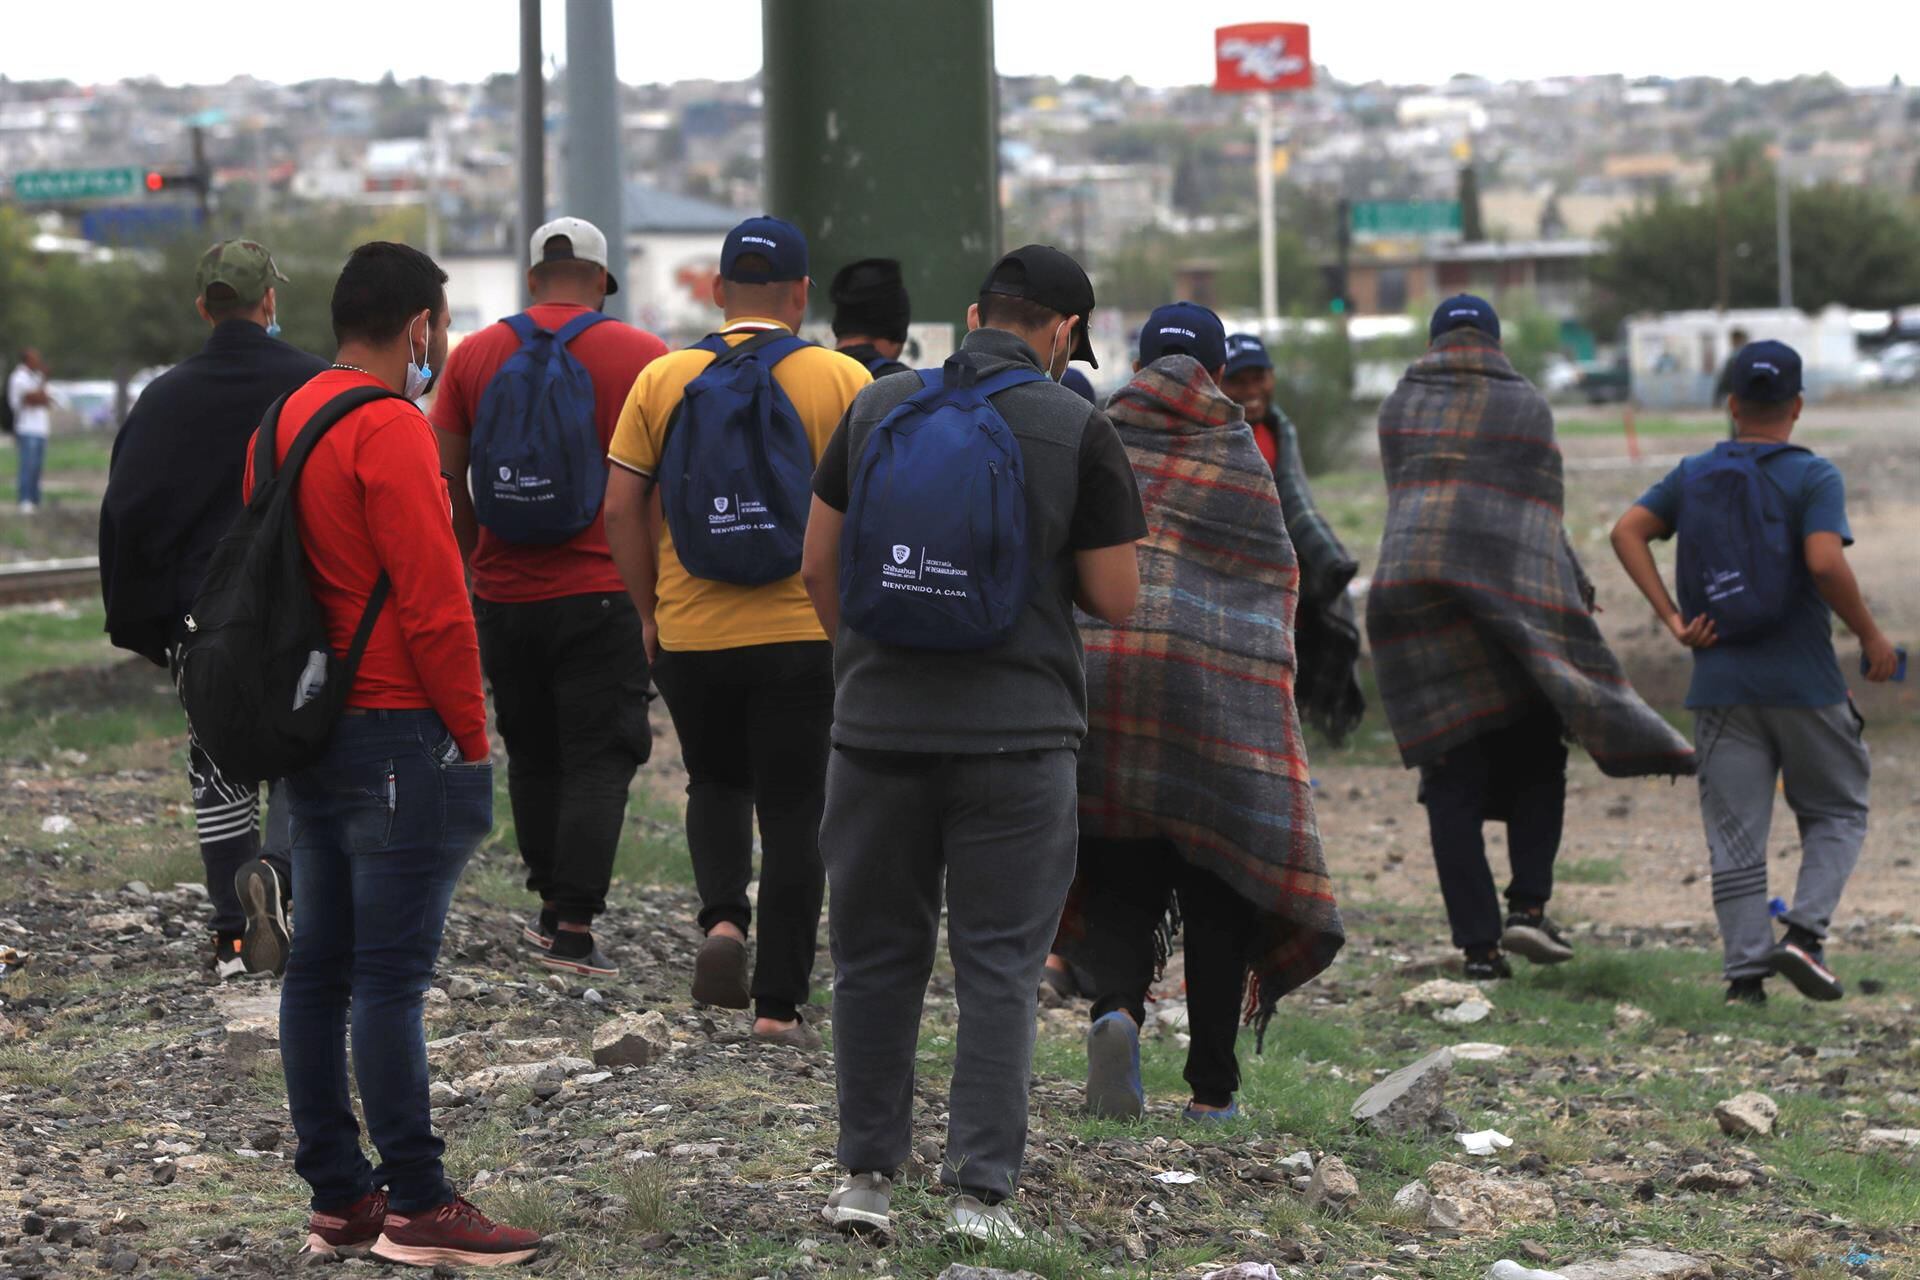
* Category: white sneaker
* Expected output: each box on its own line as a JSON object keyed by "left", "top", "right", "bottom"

{"left": 821, "top": 1171, "right": 892, "bottom": 1233}
{"left": 944, "top": 1194, "right": 1025, "bottom": 1242}
{"left": 18, "top": 502, "right": 36, "bottom": 515}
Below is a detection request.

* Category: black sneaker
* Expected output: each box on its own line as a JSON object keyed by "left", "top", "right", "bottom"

{"left": 1770, "top": 941, "right": 1843, "bottom": 1002}
{"left": 1725, "top": 976, "right": 1767, "bottom": 1006}
{"left": 208, "top": 931, "right": 248, "bottom": 982}
{"left": 1463, "top": 950, "right": 1513, "bottom": 981}
{"left": 234, "top": 858, "right": 291, "bottom": 977}
{"left": 1501, "top": 910, "right": 1574, "bottom": 966}
{"left": 540, "top": 929, "right": 618, "bottom": 979}
{"left": 522, "top": 908, "right": 557, "bottom": 951}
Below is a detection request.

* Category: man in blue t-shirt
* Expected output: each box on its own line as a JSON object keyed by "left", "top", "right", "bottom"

{"left": 1612, "top": 341, "right": 1899, "bottom": 1006}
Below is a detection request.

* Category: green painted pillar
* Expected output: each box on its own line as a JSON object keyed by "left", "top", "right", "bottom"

{"left": 762, "top": 0, "right": 999, "bottom": 354}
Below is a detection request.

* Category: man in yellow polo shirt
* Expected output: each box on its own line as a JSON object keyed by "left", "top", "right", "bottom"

{"left": 605, "top": 216, "right": 869, "bottom": 1048}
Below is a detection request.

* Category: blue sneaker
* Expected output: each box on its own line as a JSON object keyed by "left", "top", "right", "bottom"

{"left": 1085, "top": 1011, "right": 1144, "bottom": 1119}
{"left": 1182, "top": 1100, "right": 1240, "bottom": 1124}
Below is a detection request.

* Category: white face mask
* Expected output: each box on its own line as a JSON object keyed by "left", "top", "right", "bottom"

{"left": 403, "top": 314, "right": 433, "bottom": 400}
{"left": 1043, "top": 317, "right": 1073, "bottom": 381}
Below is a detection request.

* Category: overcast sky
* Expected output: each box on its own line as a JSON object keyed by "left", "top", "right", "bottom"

{"left": 8, "top": 1, "right": 1917, "bottom": 89}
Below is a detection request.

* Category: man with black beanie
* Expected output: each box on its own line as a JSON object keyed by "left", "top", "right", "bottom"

{"left": 829, "top": 257, "right": 912, "bottom": 379}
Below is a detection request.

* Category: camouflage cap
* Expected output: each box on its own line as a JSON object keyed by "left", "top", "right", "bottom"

{"left": 195, "top": 239, "right": 289, "bottom": 303}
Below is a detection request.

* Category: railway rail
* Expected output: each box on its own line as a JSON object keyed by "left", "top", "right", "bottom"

{"left": 0, "top": 558, "right": 101, "bottom": 606}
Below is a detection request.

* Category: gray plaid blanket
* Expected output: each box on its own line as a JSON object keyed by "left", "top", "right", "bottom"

{"left": 1365, "top": 333, "right": 1695, "bottom": 778}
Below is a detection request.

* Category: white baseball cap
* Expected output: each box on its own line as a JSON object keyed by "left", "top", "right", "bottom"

{"left": 530, "top": 215, "right": 619, "bottom": 295}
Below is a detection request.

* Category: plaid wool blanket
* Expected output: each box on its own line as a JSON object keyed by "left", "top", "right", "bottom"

{"left": 1366, "top": 332, "right": 1695, "bottom": 777}
{"left": 1075, "top": 356, "right": 1345, "bottom": 1025}
{"left": 1266, "top": 408, "right": 1366, "bottom": 745}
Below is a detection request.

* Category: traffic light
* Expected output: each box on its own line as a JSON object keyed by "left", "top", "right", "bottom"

{"left": 143, "top": 170, "right": 207, "bottom": 195}
{"left": 1319, "top": 263, "right": 1350, "bottom": 315}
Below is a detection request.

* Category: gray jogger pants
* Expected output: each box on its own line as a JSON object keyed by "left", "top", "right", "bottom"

{"left": 1694, "top": 702, "right": 1870, "bottom": 979}
{"left": 820, "top": 747, "right": 1078, "bottom": 1203}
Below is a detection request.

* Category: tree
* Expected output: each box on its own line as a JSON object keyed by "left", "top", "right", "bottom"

{"left": 1588, "top": 168, "right": 1920, "bottom": 335}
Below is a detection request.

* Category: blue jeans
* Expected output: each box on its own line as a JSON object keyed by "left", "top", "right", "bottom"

{"left": 15, "top": 434, "right": 45, "bottom": 505}
{"left": 279, "top": 710, "right": 493, "bottom": 1214}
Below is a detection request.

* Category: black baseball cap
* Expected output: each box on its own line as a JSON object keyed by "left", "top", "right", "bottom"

{"left": 1429, "top": 293, "right": 1501, "bottom": 344}
{"left": 1224, "top": 333, "right": 1274, "bottom": 376}
{"left": 722, "top": 215, "right": 809, "bottom": 283}
{"left": 1728, "top": 340, "right": 1803, "bottom": 404}
{"left": 1138, "top": 301, "right": 1227, "bottom": 371}
{"left": 980, "top": 244, "right": 1098, "bottom": 367}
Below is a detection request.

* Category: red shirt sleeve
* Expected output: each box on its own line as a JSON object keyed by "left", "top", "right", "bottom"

{"left": 428, "top": 338, "right": 479, "bottom": 437}
{"left": 356, "top": 412, "right": 490, "bottom": 759}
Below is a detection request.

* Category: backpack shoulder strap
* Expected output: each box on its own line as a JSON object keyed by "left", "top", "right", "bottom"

{"left": 553, "top": 311, "right": 611, "bottom": 346}
{"left": 972, "top": 365, "right": 1049, "bottom": 402}
{"left": 279, "top": 386, "right": 411, "bottom": 485}
{"left": 251, "top": 393, "right": 291, "bottom": 498}
{"left": 502, "top": 313, "right": 540, "bottom": 342}
{"left": 705, "top": 329, "right": 805, "bottom": 369}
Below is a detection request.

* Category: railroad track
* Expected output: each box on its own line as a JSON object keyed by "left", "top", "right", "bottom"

{"left": 0, "top": 558, "right": 100, "bottom": 606}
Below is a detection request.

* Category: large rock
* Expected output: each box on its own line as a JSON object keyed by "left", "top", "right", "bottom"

{"left": 1556, "top": 1250, "right": 1710, "bottom": 1280}
{"left": 592, "top": 1010, "right": 673, "bottom": 1068}
{"left": 1306, "top": 1155, "right": 1360, "bottom": 1214}
{"left": 1675, "top": 1164, "right": 1752, "bottom": 1194}
{"left": 1392, "top": 1181, "right": 1432, "bottom": 1217}
{"left": 1401, "top": 979, "right": 1488, "bottom": 1012}
{"left": 1861, "top": 1128, "right": 1920, "bottom": 1151}
{"left": 1711, "top": 1091, "right": 1778, "bottom": 1138}
{"left": 1423, "top": 1161, "right": 1554, "bottom": 1233}
{"left": 427, "top": 1033, "right": 571, "bottom": 1077}
{"left": 1351, "top": 1048, "right": 1453, "bottom": 1135}
{"left": 937, "top": 1267, "right": 1046, "bottom": 1280}
{"left": 454, "top": 1056, "right": 592, "bottom": 1096}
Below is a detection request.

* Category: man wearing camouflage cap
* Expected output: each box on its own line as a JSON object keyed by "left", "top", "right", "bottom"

{"left": 101, "top": 238, "right": 327, "bottom": 981}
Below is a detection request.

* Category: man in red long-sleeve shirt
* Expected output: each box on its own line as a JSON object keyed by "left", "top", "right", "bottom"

{"left": 253, "top": 242, "right": 539, "bottom": 1268}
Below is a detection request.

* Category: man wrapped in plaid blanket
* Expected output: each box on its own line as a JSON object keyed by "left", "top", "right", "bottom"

{"left": 1064, "top": 340, "right": 1344, "bottom": 1120}
{"left": 1368, "top": 301, "right": 1693, "bottom": 977}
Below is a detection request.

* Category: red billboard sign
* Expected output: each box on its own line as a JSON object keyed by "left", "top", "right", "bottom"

{"left": 1213, "top": 22, "right": 1313, "bottom": 93}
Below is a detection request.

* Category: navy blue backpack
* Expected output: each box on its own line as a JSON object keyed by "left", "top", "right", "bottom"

{"left": 469, "top": 311, "right": 611, "bottom": 545}
{"left": 839, "top": 360, "right": 1039, "bottom": 650}
{"left": 659, "top": 330, "right": 815, "bottom": 585}
{"left": 1675, "top": 441, "right": 1808, "bottom": 643}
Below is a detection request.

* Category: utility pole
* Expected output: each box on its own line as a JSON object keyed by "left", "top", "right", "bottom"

{"left": 190, "top": 124, "right": 212, "bottom": 223}
{"left": 564, "top": 0, "right": 628, "bottom": 320}
{"left": 1774, "top": 149, "right": 1794, "bottom": 310}
{"left": 763, "top": 0, "right": 997, "bottom": 350}
{"left": 1257, "top": 91, "right": 1278, "bottom": 329}
{"left": 517, "top": 0, "right": 547, "bottom": 305}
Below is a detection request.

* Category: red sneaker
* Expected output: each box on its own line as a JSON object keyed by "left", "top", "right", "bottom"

{"left": 370, "top": 1195, "right": 541, "bottom": 1268}
{"left": 302, "top": 1189, "right": 387, "bottom": 1258}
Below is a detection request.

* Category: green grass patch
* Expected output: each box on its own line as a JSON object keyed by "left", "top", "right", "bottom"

{"left": 1554, "top": 855, "right": 1627, "bottom": 885}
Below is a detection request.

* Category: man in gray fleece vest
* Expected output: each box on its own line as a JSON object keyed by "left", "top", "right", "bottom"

{"left": 800, "top": 245, "right": 1146, "bottom": 1242}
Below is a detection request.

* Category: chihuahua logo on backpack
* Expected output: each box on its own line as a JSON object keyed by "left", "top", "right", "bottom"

{"left": 892, "top": 545, "right": 911, "bottom": 566}
{"left": 714, "top": 497, "right": 730, "bottom": 514}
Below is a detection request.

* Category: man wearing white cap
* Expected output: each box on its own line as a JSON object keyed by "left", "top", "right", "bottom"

{"left": 431, "top": 216, "right": 668, "bottom": 977}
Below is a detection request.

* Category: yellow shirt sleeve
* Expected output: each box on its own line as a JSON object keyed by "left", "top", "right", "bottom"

{"left": 607, "top": 363, "right": 661, "bottom": 476}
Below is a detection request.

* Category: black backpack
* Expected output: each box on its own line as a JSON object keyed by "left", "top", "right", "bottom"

{"left": 175, "top": 386, "right": 404, "bottom": 784}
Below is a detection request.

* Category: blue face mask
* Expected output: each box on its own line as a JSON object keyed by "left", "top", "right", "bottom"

{"left": 403, "top": 315, "right": 433, "bottom": 400}
{"left": 264, "top": 311, "right": 282, "bottom": 339}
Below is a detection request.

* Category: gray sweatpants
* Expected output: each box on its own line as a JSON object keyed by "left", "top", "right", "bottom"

{"left": 820, "top": 747, "right": 1078, "bottom": 1203}
{"left": 1695, "top": 702, "right": 1870, "bottom": 979}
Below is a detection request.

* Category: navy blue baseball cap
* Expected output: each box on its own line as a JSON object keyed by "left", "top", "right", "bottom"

{"left": 1429, "top": 293, "right": 1501, "bottom": 344}
{"left": 721, "top": 215, "right": 809, "bottom": 283}
{"left": 1139, "top": 301, "right": 1227, "bottom": 371}
{"left": 1060, "top": 366, "right": 1098, "bottom": 404}
{"left": 1224, "top": 332, "right": 1274, "bottom": 376}
{"left": 1728, "top": 340, "right": 1803, "bottom": 403}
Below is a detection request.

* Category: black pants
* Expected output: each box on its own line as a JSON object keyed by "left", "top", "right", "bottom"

{"left": 651, "top": 641, "right": 833, "bottom": 1023}
{"left": 1418, "top": 708, "right": 1569, "bottom": 951}
{"left": 1074, "top": 836, "right": 1259, "bottom": 1108}
{"left": 173, "top": 642, "right": 291, "bottom": 936}
{"left": 474, "top": 592, "right": 651, "bottom": 925}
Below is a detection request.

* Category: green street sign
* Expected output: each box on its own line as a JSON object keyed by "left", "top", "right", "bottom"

{"left": 11, "top": 166, "right": 145, "bottom": 203}
{"left": 1350, "top": 199, "right": 1462, "bottom": 238}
